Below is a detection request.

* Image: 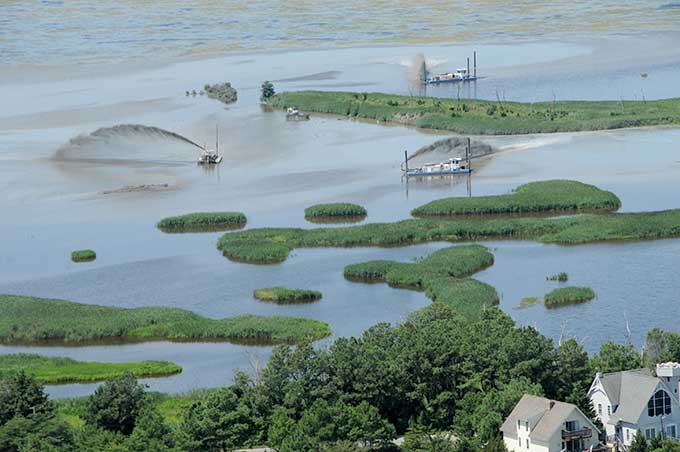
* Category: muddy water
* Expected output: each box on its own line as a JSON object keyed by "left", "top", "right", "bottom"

{"left": 2, "top": 36, "right": 680, "bottom": 397}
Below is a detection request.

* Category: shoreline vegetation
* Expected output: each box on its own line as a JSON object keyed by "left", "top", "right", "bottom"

{"left": 344, "top": 245, "right": 498, "bottom": 319}
{"left": 157, "top": 212, "right": 247, "bottom": 233}
{"left": 0, "top": 354, "right": 181, "bottom": 384}
{"left": 71, "top": 249, "right": 96, "bottom": 262}
{"left": 411, "top": 180, "right": 621, "bottom": 217}
{"left": 269, "top": 91, "right": 680, "bottom": 135}
{"left": 304, "top": 203, "right": 367, "bottom": 224}
{"left": 0, "top": 294, "right": 330, "bottom": 345}
{"left": 217, "top": 208, "right": 680, "bottom": 264}
{"left": 544, "top": 286, "right": 596, "bottom": 308}
{"left": 253, "top": 287, "right": 323, "bottom": 304}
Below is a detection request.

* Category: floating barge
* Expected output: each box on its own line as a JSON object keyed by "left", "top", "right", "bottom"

{"left": 286, "top": 107, "right": 310, "bottom": 121}
{"left": 425, "top": 51, "right": 477, "bottom": 84}
{"left": 402, "top": 138, "right": 472, "bottom": 177}
{"left": 198, "top": 125, "right": 223, "bottom": 164}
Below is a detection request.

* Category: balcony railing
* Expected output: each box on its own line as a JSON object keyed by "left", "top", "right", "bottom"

{"left": 562, "top": 428, "right": 593, "bottom": 440}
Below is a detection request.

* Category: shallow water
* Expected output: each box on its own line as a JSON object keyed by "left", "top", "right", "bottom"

{"left": 2, "top": 27, "right": 680, "bottom": 397}
{"left": 2, "top": 1, "right": 680, "bottom": 64}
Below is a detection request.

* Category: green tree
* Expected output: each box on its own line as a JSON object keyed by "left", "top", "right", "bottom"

{"left": 629, "top": 430, "right": 649, "bottom": 452}
{"left": 0, "top": 371, "right": 53, "bottom": 426}
{"left": 0, "top": 415, "right": 73, "bottom": 452}
{"left": 650, "top": 433, "right": 663, "bottom": 451}
{"left": 261, "top": 81, "right": 275, "bottom": 101}
{"left": 345, "top": 401, "right": 396, "bottom": 447}
{"left": 177, "top": 386, "right": 255, "bottom": 452}
{"left": 85, "top": 373, "right": 147, "bottom": 435}
{"left": 591, "top": 341, "right": 642, "bottom": 373}
{"left": 124, "top": 406, "right": 176, "bottom": 452}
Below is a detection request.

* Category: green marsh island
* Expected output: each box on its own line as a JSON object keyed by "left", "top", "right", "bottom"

{"left": 269, "top": 91, "right": 680, "bottom": 135}
{"left": 544, "top": 287, "right": 596, "bottom": 308}
{"left": 157, "top": 212, "right": 247, "bottom": 232}
{"left": 0, "top": 354, "right": 181, "bottom": 384}
{"left": 253, "top": 287, "right": 323, "bottom": 304}
{"left": 71, "top": 249, "right": 96, "bottom": 262}
{"left": 344, "top": 244, "right": 497, "bottom": 320}
{"left": 411, "top": 180, "right": 620, "bottom": 217}
{"left": 0, "top": 294, "right": 330, "bottom": 344}
{"left": 304, "top": 203, "right": 367, "bottom": 223}
{"left": 217, "top": 180, "right": 680, "bottom": 264}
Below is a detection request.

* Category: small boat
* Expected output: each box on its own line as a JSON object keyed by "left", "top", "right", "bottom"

{"left": 402, "top": 138, "right": 472, "bottom": 177}
{"left": 198, "top": 125, "right": 223, "bottom": 165}
{"left": 286, "top": 107, "right": 310, "bottom": 121}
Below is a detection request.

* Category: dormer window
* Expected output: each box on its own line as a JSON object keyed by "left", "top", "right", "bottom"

{"left": 518, "top": 419, "right": 521, "bottom": 429}
{"left": 648, "top": 390, "right": 672, "bottom": 417}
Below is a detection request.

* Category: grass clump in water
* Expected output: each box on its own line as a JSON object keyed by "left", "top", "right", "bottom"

{"left": 0, "top": 353, "right": 181, "bottom": 384}
{"left": 253, "top": 287, "right": 322, "bottom": 304}
{"left": 71, "top": 249, "right": 96, "bottom": 262}
{"left": 305, "top": 203, "right": 367, "bottom": 224}
{"left": 520, "top": 297, "right": 540, "bottom": 308}
{"left": 0, "top": 294, "right": 330, "bottom": 344}
{"left": 157, "top": 212, "right": 246, "bottom": 232}
{"left": 544, "top": 287, "right": 595, "bottom": 308}
{"left": 411, "top": 180, "right": 621, "bottom": 217}
{"left": 344, "top": 245, "right": 498, "bottom": 320}
{"left": 547, "top": 272, "right": 569, "bottom": 282}
{"left": 269, "top": 91, "right": 680, "bottom": 135}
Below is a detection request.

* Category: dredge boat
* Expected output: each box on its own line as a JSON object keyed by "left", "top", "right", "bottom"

{"left": 425, "top": 51, "right": 477, "bottom": 84}
{"left": 286, "top": 107, "right": 310, "bottom": 121}
{"left": 198, "top": 125, "right": 223, "bottom": 165}
{"left": 402, "top": 138, "right": 472, "bottom": 177}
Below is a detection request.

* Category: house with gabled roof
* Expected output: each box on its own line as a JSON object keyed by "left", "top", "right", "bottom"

{"left": 588, "top": 363, "right": 680, "bottom": 447}
{"left": 501, "top": 394, "right": 601, "bottom": 452}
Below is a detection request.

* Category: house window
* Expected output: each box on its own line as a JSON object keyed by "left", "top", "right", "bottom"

{"left": 518, "top": 420, "right": 521, "bottom": 429}
{"left": 645, "top": 428, "right": 656, "bottom": 440}
{"left": 527, "top": 439, "right": 530, "bottom": 449}
{"left": 526, "top": 421, "right": 529, "bottom": 431}
{"left": 626, "top": 430, "right": 630, "bottom": 441}
{"left": 607, "top": 406, "right": 611, "bottom": 416}
{"left": 598, "top": 404, "right": 603, "bottom": 415}
{"left": 565, "top": 420, "right": 579, "bottom": 432}
{"left": 666, "top": 425, "right": 677, "bottom": 439}
{"left": 648, "top": 390, "right": 672, "bottom": 417}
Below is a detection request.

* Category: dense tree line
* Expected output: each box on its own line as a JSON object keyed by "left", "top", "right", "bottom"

{"left": 2, "top": 304, "right": 680, "bottom": 452}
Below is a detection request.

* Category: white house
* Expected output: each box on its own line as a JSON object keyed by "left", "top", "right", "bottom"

{"left": 501, "top": 394, "right": 601, "bottom": 452}
{"left": 589, "top": 362, "right": 680, "bottom": 447}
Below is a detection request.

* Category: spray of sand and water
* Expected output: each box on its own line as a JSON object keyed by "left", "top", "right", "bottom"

{"left": 54, "top": 124, "right": 204, "bottom": 163}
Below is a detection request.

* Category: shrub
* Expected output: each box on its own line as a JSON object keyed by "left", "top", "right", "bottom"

{"left": 544, "top": 287, "right": 595, "bottom": 308}
{"left": 157, "top": 212, "right": 246, "bottom": 232}
{"left": 547, "top": 272, "right": 569, "bottom": 282}
{"left": 0, "top": 294, "right": 331, "bottom": 344}
{"left": 254, "top": 287, "right": 322, "bottom": 304}
{"left": 71, "top": 249, "right": 96, "bottom": 262}
{"left": 411, "top": 180, "right": 621, "bottom": 217}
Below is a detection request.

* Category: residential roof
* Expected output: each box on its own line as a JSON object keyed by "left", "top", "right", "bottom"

{"left": 500, "top": 394, "right": 599, "bottom": 442}
{"left": 602, "top": 369, "right": 660, "bottom": 425}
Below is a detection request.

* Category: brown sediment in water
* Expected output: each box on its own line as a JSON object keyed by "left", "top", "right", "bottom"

{"left": 100, "top": 183, "right": 173, "bottom": 195}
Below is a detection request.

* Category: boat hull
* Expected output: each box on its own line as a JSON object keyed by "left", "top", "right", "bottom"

{"left": 425, "top": 77, "right": 477, "bottom": 85}
{"left": 405, "top": 168, "right": 471, "bottom": 177}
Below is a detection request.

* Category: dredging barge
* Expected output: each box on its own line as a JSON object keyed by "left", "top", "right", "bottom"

{"left": 425, "top": 51, "right": 478, "bottom": 84}
{"left": 402, "top": 138, "right": 472, "bottom": 177}
{"left": 197, "top": 125, "right": 223, "bottom": 165}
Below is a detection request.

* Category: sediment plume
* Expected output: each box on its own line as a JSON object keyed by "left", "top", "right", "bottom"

{"left": 54, "top": 124, "right": 204, "bottom": 162}
{"left": 409, "top": 136, "right": 497, "bottom": 163}
{"left": 409, "top": 53, "right": 429, "bottom": 83}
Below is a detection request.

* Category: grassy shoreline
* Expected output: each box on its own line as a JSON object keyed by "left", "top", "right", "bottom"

{"left": 305, "top": 203, "right": 367, "bottom": 223}
{"left": 544, "top": 287, "right": 596, "bottom": 308}
{"left": 344, "top": 245, "right": 498, "bottom": 319}
{"left": 0, "top": 354, "right": 181, "bottom": 384}
{"left": 0, "top": 295, "right": 330, "bottom": 345}
{"left": 269, "top": 91, "right": 680, "bottom": 135}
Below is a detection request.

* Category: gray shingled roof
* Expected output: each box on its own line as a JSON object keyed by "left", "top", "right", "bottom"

{"left": 605, "top": 369, "right": 659, "bottom": 424}
{"left": 500, "top": 394, "right": 599, "bottom": 442}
